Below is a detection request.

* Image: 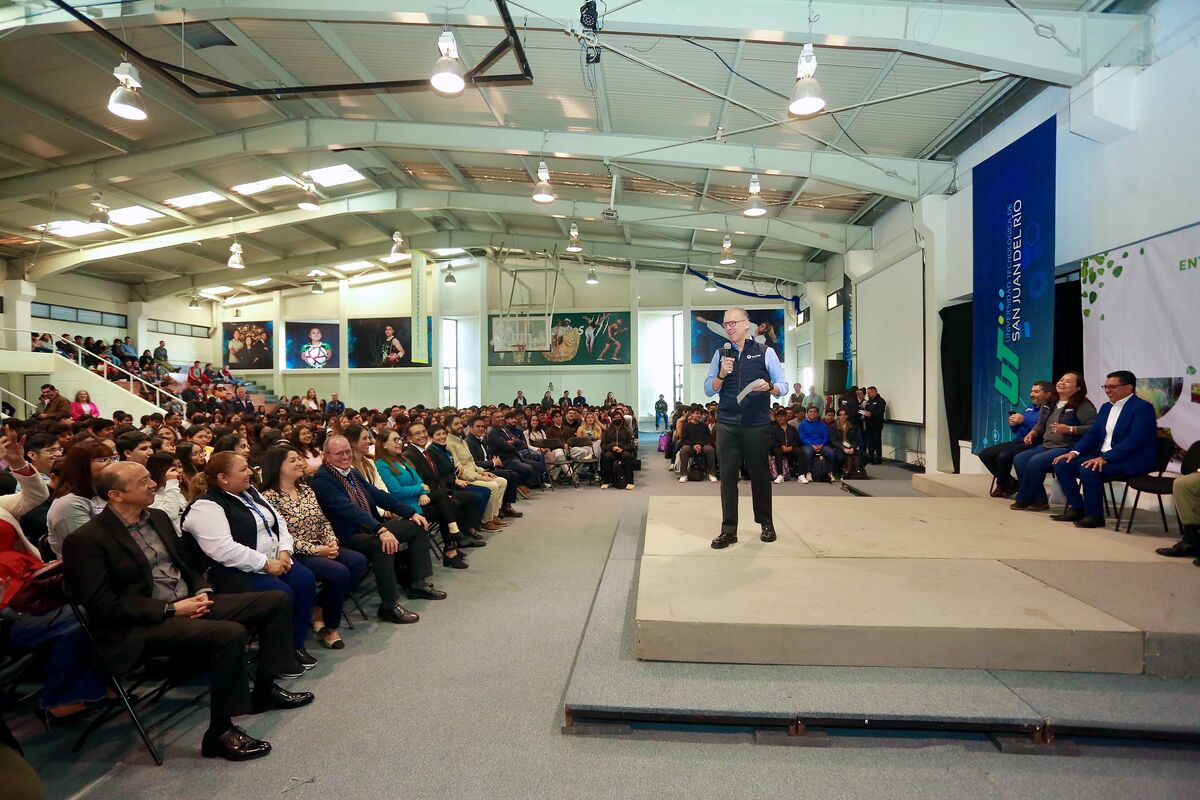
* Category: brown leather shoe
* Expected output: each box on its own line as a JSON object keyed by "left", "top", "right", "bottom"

{"left": 202, "top": 726, "right": 272, "bottom": 761}
{"left": 517, "top": 485, "right": 532, "bottom": 499}
{"left": 482, "top": 520, "right": 505, "bottom": 531}
{"left": 500, "top": 505, "right": 523, "bottom": 518}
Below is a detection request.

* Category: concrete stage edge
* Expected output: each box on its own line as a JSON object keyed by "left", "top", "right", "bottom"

{"left": 634, "top": 495, "right": 1200, "bottom": 676}
{"left": 562, "top": 506, "right": 1200, "bottom": 742}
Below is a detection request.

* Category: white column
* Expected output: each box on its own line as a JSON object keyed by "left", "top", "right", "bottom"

{"left": 681, "top": 278, "right": 692, "bottom": 404}
{"left": 429, "top": 256, "right": 443, "bottom": 406}
{"left": 478, "top": 255, "right": 491, "bottom": 403}
{"left": 127, "top": 301, "right": 152, "bottom": 354}
{"left": 628, "top": 262, "right": 640, "bottom": 414}
{"left": 337, "top": 279, "right": 349, "bottom": 405}
{"left": 270, "top": 291, "right": 283, "bottom": 396}
{"left": 914, "top": 195, "right": 953, "bottom": 473}
{"left": 2, "top": 279, "right": 35, "bottom": 351}
{"left": 805, "top": 280, "right": 828, "bottom": 393}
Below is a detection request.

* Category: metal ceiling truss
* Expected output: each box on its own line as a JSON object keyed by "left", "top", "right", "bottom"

{"left": 0, "top": 118, "right": 955, "bottom": 204}
{"left": 41, "top": 0, "right": 532, "bottom": 99}
{"left": 6, "top": 0, "right": 1149, "bottom": 86}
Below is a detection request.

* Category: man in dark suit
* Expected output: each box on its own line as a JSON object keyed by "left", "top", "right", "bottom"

{"left": 1051, "top": 370, "right": 1159, "bottom": 528}
{"left": 485, "top": 410, "right": 539, "bottom": 488}
{"left": 464, "top": 416, "right": 522, "bottom": 516}
{"left": 308, "top": 434, "right": 443, "bottom": 623}
{"left": 62, "top": 462, "right": 312, "bottom": 762}
{"left": 861, "top": 386, "right": 888, "bottom": 465}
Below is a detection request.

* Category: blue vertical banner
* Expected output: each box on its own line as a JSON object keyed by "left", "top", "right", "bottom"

{"left": 842, "top": 274, "right": 854, "bottom": 387}
{"left": 971, "top": 117, "right": 1056, "bottom": 454}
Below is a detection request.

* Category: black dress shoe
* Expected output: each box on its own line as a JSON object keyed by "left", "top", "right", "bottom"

{"left": 377, "top": 604, "right": 420, "bottom": 624}
{"left": 202, "top": 726, "right": 272, "bottom": 761}
{"left": 1009, "top": 501, "right": 1030, "bottom": 510}
{"left": 276, "top": 664, "right": 305, "bottom": 680}
{"left": 407, "top": 584, "right": 447, "bottom": 600}
{"left": 1026, "top": 500, "right": 1050, "bottom": 511}
{"left": 294, "top": 648, "right": 318, "bottom": 670}
{"left": 711, "top": 531, "right": 738, "bottom": 549}
{"left": 1049, "top": 508, "right": 1084, "bottom": 522}
{"left": 443, "top": 552, "right": 469, "bottom": 569}
{"left": 760, "top": 525, "right": 777, "bottom": 543}
{"left": 1156, "top": 541, "right": 1200, "bottom": 558}
{"left": 461, "top": 534, "right": 487, "bottom": 548}
{"left": 250, "top": 684, "right": 315, "bottom": 714}
{"left": 1073, "top": 516, "right": 1105, "bottom": 528}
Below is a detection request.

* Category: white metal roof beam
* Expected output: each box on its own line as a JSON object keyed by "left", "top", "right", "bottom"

{"left": 0, "top": 118, "right": 953, "bottom": 203}
{"left": 142, "top": 231, "right": 817, "bottom": 300}
{"left": 4, "top": 0, "right": 1148, "bottom": 85}
{"left": 25, "top": 186, "right": 865, "bottom": 279}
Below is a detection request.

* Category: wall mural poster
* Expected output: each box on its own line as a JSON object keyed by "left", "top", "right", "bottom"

{"left": 487, "top": 312, "right": 632, "bottom": 366}
{"left": 689, "top": 308, "right": 785, "bottom": 364}
{"left": 284, "top": 321, "right": 339, "bottom": 370}
{"left": 1081, "top": 221, "right": 1200, "bottom": 454}
{"left": 222, "top": 321, "right": 274, "bottom": 370}
{"left": 347, "top": 317, "right": 432, "bottom": 368}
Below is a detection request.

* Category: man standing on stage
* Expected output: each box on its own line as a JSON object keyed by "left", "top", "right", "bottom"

{"left": 704, "top": 307, "right": 790, "bottom": 549}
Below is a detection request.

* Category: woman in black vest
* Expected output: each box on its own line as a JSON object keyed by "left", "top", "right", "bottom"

{"left": 181, "top": 452, "right": 319, "bottom": 670}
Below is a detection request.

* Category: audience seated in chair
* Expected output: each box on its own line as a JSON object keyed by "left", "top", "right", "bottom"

{"left": 63, "top": 461, "right": 313, "bottom": 762}
{"left": 678, "top": 405, "right": 718, "bottom": 483}
{"left": 181, "top": 452, "right": 320, "bottom": 670}
{"left": 979, "top": 381, "right": 1053, "bottom": 497}
{"left": 1049, "top": 370, "right": 1158, "bottom": 529}
{"left": 1010, "top": 372, "right": 1096, "bottom": 512}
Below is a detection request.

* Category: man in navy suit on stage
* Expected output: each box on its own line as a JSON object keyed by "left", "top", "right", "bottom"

{"left": 1050, "top": 369, "right": 1158, "bottom": 528}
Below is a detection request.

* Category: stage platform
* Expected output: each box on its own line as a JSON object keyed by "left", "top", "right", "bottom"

{"left": 912, "top": 471, "right": 995, "bottom": 497}
{"left": 634, "top": 495, "right": 1200, "bottom": 675}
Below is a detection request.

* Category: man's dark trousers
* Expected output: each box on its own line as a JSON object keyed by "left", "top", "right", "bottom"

{"left": 978, "top": 440, "right": 1030, "bottom": 486}
{"left": 716, "top": 422, "right": 772, "bottom": 534}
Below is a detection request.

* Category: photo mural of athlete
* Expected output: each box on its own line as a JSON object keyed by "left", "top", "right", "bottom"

{"left": 596, "top": 316, "right": 628, "bottom": 361}
{"left": 704, "top": 307, "right": 789, "bottom": 550}
{"left": 381, "top": 323, "right": 406, "bottom": 366}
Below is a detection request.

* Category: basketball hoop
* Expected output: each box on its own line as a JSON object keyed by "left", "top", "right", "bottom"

{"left": 513, "top": 343, "right": 527, "bottom": 364}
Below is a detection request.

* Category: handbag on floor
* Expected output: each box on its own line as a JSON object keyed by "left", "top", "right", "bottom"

{"left": 686, "top": 453, "right": 707, "bottom": 482}
{"left": 810, "top": 453, "right": 832, "bottom": 483}
{"left": 657, "top": 432, "right": 670, "bottom": 452}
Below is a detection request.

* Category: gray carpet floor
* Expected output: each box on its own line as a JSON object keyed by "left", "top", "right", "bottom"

{"left": 13, "top": 445, "right": 1200, "bottom": 799}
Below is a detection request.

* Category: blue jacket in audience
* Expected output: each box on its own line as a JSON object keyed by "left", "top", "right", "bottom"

{"left": 375, "top": 458, "right": 426, "bottom": 505}
{"left": 798, "top": 419, "right": 830, "bottom": 447}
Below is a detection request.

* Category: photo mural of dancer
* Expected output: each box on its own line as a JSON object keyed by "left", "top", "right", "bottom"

{"left": 347, "top": 317, "right": 431, "bottom": 368}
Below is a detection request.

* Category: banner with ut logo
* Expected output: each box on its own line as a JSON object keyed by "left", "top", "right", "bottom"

{"left": 971, "top": 117, "right": 1056, "bottom": 454}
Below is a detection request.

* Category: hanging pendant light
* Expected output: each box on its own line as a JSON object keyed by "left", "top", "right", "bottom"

{"left": 788, "top": 44, "right": 826, "bottom": 117}
{"left": 298, "top": 182, "right": 320, "bottom": 211}
{"left": 431, "top": 30, "right": 466, "bottom": 97}
{"left": 444, "top": 266, "right": 457, "bottom": 286}
{"left": 585, "top": 268, "right": 599, "bottom": 285}
{"left": 311, "top": 279, "right": 325, "bottom": 294}
{"left": 531, "top": 161, "right": 555, "bottom": 205}
{"left": 719, "top": 235, "right": 737, "bottom": 265}
{"left": 389, "top": 230, "right": 404, "bottom": 258}
{"left": 743, "top": 174, "right": 766, "bottom": 218}
{"left": 88, "top": 193, "right": 111, "bottom": 225}
{"left": 227, "top": 241, "right": 244, "bottom": 269}
{"left": 108, "top": 62, "right": 147, "bottom": 121}
{"left": 566, "top": 222, "right": 583, "bottom": 253}
{"left": 704, "top": 272, "right": 718, "bottom": 292}
{"left": 188, "top": 295, "right": 200, "bottom": 310}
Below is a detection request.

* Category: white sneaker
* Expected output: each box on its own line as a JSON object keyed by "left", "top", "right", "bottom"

{"left": 799, "top": 474, "right": 810, "bottom": 484}
{"left": 773, "top": 475, "right": 784, "bottom": 484}
{"left": 679, "top": 476, "right": 688, "bottom": 483}
{"left": 707, "top": 474, "right": 718, "bottom": 482}
{"left": 625, "top": 484, "right": 634, "bottom": 490}
{"left": 600, "top": 484, "right": 611, "bottom": 490}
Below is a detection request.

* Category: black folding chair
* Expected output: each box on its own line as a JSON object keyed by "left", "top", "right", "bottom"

{"left": 1121, "top": 440, "right": 1197, "bottom": 534}
{"left": 68, "top": 600, "right": 208, "bottom": 766}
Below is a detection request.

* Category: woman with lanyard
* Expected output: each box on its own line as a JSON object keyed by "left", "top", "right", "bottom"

{"left": 181, "top": 452, "right": 319, "bottom": 670}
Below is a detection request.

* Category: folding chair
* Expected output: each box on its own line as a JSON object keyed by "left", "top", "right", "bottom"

{"left": 1120, "top": 439, "right": 1195, "bottom": 534}
{"left": 68, "top": 600, "right": 209, "bottom": 766}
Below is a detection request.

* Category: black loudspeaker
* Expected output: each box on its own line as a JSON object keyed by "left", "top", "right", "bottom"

{"left": 823, "top": 360, "right": 848, "bottom": 395}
